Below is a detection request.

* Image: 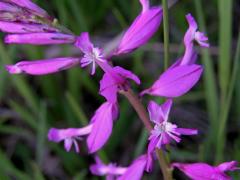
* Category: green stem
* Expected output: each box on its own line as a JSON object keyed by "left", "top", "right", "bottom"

{"left": 121, "top": 89, "right": 173, "bottom": 180}
{"left": 162, "top": 0, "right": 170, "bottom": 70}
{"left": 215, "top": 0, "right": 233, "bottom": 163}
{"left": 216, "top": 29, "right": 240, "bottom": 163}
{"left": 193, "top": 0, "right": 219, "bottom": 161}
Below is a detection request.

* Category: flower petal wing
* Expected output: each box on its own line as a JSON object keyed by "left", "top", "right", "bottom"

{"left": 75, "top": 32, "right": 94, "bottom": 53}
{"left": 99, "top": 72, "right": 118, "bottom": 103}
{"left": 113, "top": 66, "right": 141, "bottom": 85}
{"left": 141, "top": 65, "right": 203, "bottom": 97}
{"left": 118, "top": 155, "right": 147, "bottom": 180}
{"left": 147, "top": 100, "right": 164, "bottom": 123}
{"left": 87, "top": 102, "right": 117, "bottom": 153}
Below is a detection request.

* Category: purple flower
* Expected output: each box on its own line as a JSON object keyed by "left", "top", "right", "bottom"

{"left": 0, "top": 1, "right": 76, "bottom": 46}
{"left": 90, "top": 156, "right": 127, "bottom": 180}
{"left": 118, "top": 154, "right": 149, "bottom": 180}
{"left": 48, "top": 124, "right": 93, "bottom": 153}
{"left": 114, "top": 0, "right": 162, "bottom": 55}
{"left": 141, "top": 65, "right": 203, "bottom": 97}
{"left": 5, "top": 33, "right": 75, "bottom": 45}
{"left": 5, "top": 57, "right": 80, "bottom": 75}
{"left": 90, "top": 155, "right": 149, "bottom": 180}
{"left": 87, "top": 101, "right": 119, "bottom": 153}
{"left": 180, "top": 14, "right": 209, "bottom": 66}
{"left": 100, "top": 66, "right": 140, "bottom": 103}
{"left": 147, "top": 100, "right": 197, "bottom": 154}
{"left": 172, "top": 161, "right": 239, "bottom": 180}
{"left": 75, "top": 32, "right": 108, "bottom": 75}
{"left": 141, "top": 14, "right": 209, "bottom": 98}
{"left": 48, "top": 101, "right": 118, "bottom": 153}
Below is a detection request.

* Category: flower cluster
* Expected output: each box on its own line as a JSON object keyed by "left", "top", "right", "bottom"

{"left": 1, "top": 0, "right": 239, "bottom": 180}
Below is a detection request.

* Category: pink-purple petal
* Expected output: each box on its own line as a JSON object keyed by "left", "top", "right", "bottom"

{"left": 5, "top": 33, "right": 75, "bottom": 45}
{"left": 113, "top": 66, "right": 141, "bottom": 85}
{"left": 176, "top": 128, "right": 198, "bottom": 135}
{"left": 100, "top": 66, "right": 140, "bottom": 103}
{"left": 87, "top": 102, "right": 118, "bottom": 153}
{"left": 0, "top": 2, "right": 20, "bottom": 12}
{"left": 172, "top": 162, "right": 217, "bottom": 180}
{"left": 100, "top": 72, "right": 118, "bottom": 103}
{"left": 147, "top": 135, "right": 159, "bottom": 155}
{"left": 64, "top": 138, "right": 73, "bottom": 152}
{"left": 90, "top": 156, "right": 127, "bottom": 178}
{"left": 9, "top": 0, "right": 49, "bottom": 18}
{"left": 6, "top": 57, "right": 79, "bottom": 75}
{"left": 48, "top": 125, "right": 92, "bottom": 143}
{"left": 0, "top": 21, "right": 59, "bottom": 33}
{"left": 160, "top": 99, "right": 173, "bottom": 121}
{"left": 217, "top": 161, "right": 239, "bottom": 172}
{"left": 115, "top": 6, "right": 162, "bottom": 55}
{"left": 75, "top": 32, "right": 94, "bottom": 53}
{"left": 147, "top": 100, "right": 164, "bottom": 124}
{"left": 172, "top": 162, "right": 236, "bottom": 180}
{"left": 141, "top": 65, "right": 203, "bottom": 97}
{"left": 139, "top": 0, "right": 150, "bottom": 12}
{"left": 118, "top": 155, "right": 147, "bottom": 180}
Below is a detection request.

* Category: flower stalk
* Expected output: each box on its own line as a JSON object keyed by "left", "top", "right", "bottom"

{"left": 120, "top": 88, "right": 173, "bottom": 180}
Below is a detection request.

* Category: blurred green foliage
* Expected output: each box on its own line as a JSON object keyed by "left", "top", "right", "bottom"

{"left": 0, "top": 0, "right": 239, "bottom": 179}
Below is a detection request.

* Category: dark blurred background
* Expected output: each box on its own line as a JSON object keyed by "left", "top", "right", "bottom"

{"left": 0, "top": 0, "right": 240, "bottom": 179}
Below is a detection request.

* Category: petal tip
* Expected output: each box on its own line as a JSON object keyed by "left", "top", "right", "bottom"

{"left": 5, "top": 65, "right": 22, "bottom": 74}
{"left": 47, "top": 128, "right": 61, "bottom": 142}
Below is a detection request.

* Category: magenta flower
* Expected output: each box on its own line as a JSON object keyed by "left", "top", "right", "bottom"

{"left": 147, "top": 100, "right": 198, "bottom": 154}
{"left": 90, "top": 156, "right": 127, "bottom": 180}
{"left": 48, "top": 124, "right": 93, "bottom": 153}
{"left": 5, "top": 57, "right": 80, "bottom": 75}
{"left": 141, "top": 65, "right": 203, "bottom": 97}
{"left": 87, "top": 102, "right": 119, "bottom": 153}
{"left": 91, "top": 155, "right": 149, "bottom": 180}
{"left": 48, "top": 101, "right": 118, "bottom": 153}
{"left": 114, "top": 0, "right": 162, "bottom": 55}
{"left": 141, "top": 14, "right": 209, "bottom": 98}
{"left": 75, "top": 32, "right": 108, "bottom": 75}
{"left": 100, "top": 66, "right": 140, "bottom": 103}
{"left": 5, "top": 33, "right": 75, "bottom": 45}
{"left": 0, "top": 1, "right": 75, "bottom": 45}
{"left": 180, "top": 14, "right": 209, "bottom": 66}
{"left": 172, "top": 161, "right": 239, "bottom": 180}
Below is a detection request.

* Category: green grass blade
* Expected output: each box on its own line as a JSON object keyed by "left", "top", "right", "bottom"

{"left": 0, "top": 125, "right": 32, "bottom": 137}
{"left": 134, "top": 128, "right": 148, "bottom": 157}
{"left": 68, "top": 0, "right": 88, "bottom": 32}
{"left": 0, "top": 42, "right": 39, "bottom": 113}
{"left": 215, "top": 29, "right": 240, "bottom": 163}
{"left": 66, "top": 92, "right": 88, "bottom": 125}
{"left": 36, "top": 102, "right": 47, "bottom": 167}
{"left": 31, "top": 163, "right": 45, "bottom": 180}
{"left": 194, "top": 0, "right": 219, "bottom": 161}
{"left": 218, "top": 0, "right": 233, "bottom": 102}
{"left": 9, "top": 101, "right": 37, "bottom": 130}
{"left": 0, "top": 148, "right": 31, "bottom": 180}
